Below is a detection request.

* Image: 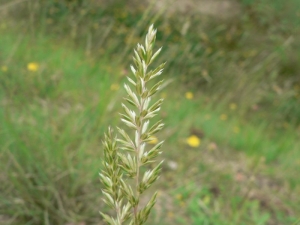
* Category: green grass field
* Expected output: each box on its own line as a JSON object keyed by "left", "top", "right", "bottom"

{"left": 1, "top": 0, "right": 300, "bottom": 224}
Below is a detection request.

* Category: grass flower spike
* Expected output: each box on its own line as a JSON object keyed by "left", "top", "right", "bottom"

{"left": 100, "top": 25, "right": 165, "bottom": 225}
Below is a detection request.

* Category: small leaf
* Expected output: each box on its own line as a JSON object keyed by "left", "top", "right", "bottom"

{"left": 149, "top": 47, "right": 162, "bottom": 64}
{"left": 100, "top": 212, "right": 115, "bottom": 225}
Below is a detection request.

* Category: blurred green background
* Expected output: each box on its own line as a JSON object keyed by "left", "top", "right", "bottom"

{"left": 0, "top": 0, "right": 300, "bottom": 224}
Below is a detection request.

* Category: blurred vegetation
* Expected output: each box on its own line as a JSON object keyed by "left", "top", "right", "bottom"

{"left": 4, "top": 0, "right": 300, "bottom": 125}
{"left": 0, "top": 0, "right": 300, "bottom": 224}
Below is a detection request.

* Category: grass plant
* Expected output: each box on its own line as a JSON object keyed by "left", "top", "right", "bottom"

{"left": 100, "top": 25, "right": 165, "bottom": 225}
{"left": 1, "top": 1, "right": 300, "bottom": 224}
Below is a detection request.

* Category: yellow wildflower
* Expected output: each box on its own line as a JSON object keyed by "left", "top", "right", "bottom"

{"left": 175, "top": 194, "right": 183, "bottom": 200}
{"left": 230, "top": 103, "right": 237, "bottom": 110}
{"left": 186, "top": 135, "right": 201, "bottom": 147}
{"left": 1, "top": 66, "right": 8, "bottom": 72}
{"left": 110, "top": 83, "right": 120, "bottom": 91}
{"left": 203, "top": 195, "right": 210, "bottom": 205}
{"left": 147, "top": 136, "right": 158, "bottom": 145}
{"left": 220, "top": 114, "right": 228, "bottom": 121}
{"left": 185, "top": 92, "right": 193, "bottom": 99}
{"left": 233, "top": 126, "right": 240, "bottom": 134}
{"left": 27, "top": 62, "right": 39, "bottom": 72}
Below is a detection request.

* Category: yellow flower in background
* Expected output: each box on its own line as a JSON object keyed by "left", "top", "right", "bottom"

{"left": 230, "top": 103, "right": 237, "bottom": 110}
{"left": 186, "top": 135, "right": 201, "bottom": 147}
{"left": 147, "top": 136, "right": 158, "bottom": 145}
{"left": 185, "top": 92, "right": 193, "bottom": 99}
{"left": 1, "top": 66, "right": 8, "bottom": 72}
{"left": 233, "top": 126, "right": 240, "bottom": 134}
{"left": 203, "top": 195, "right": 211, "bottom": 205}
{"left": 175, "top": 194, "right": 183, "bottom": 200}
{"left": 110, "top": 83, "right": 120, "bottom": 91}
{"left": 27, "top": 62, "right": 39, "bottom": 72}
{"left": 220, "top": 114, "right": 228, "bottom": 121}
